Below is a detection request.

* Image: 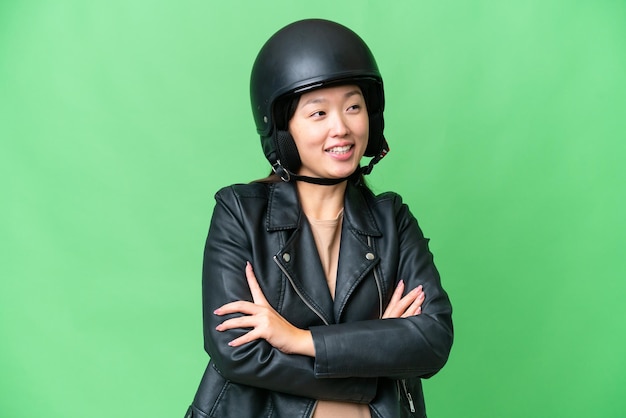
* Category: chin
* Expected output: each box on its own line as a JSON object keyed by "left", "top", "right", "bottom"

{"left": 329, "top": 167, "right": 358, "bottom": 179}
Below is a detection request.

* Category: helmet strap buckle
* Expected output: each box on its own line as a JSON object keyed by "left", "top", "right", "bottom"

{"left": 361, "top": 142, "right": 389, "bottom": 175}
{"left": 271, "top": 161, "right": 291, "bottom": 182}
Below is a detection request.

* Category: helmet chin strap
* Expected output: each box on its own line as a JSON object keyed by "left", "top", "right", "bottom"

{"left": 290, "top": 172, "right": 354, "bottom": 185}
{"left": 360, "top": 146, "right": 389, "bottom": 175}
{"left": 272, "top": 146, "right": 388, "bottom": 186}
{"left": 272, "top": 161, "right": 353, "bottom": 185}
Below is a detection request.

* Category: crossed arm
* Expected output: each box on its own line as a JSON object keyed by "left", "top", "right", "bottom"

{"left": 213, "top": 261, "right": 425, "bottom": 357}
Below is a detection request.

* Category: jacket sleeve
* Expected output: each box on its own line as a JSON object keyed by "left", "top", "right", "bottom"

{"left": 201, "top": 186, "right": 377, "bottom": 403}
{"left": 310, "top": 193, "right": 454, "bottom": 380}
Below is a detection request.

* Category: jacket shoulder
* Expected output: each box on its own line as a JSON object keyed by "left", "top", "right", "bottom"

{"left": 214, "top": 182, "right": 271, "bottom": 202}
{"left": 361, "top": 187, "right": 405, "bottom": 210}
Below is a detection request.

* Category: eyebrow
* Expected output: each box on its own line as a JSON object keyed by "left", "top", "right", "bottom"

{"left": 301, "top": 89, "right": 363, "bottom": 107}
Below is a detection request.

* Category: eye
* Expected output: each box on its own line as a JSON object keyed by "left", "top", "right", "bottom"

{"left": 310, "top": 110, "right": 326, "bottom": 118}
{"left": 347, "top": 104, "right": 362, "bottom": 112}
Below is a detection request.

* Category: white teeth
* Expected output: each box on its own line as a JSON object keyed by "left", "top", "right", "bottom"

{"left": 327, "top": 145, "right": 352, "bottom": 153}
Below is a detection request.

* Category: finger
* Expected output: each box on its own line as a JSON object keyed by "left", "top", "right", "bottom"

{"left": 390, "top": 280, "right": 405, "bottom": 305}
{"left": 216, "top": 315, "right": 261, "bottom": 332}
{"left": 227, "top": 330, "right": 262, "bottom": 347}
{"left": 402, "top": 290, "right": 425, "bottom": 318}
{"left": 246, "top": 261, "right": 269, "bottom": 306}
{"left": 385, "top": 285, "right": 423, "bottom": 319}
{"left": 393, "top": 294, "right": 418, "bottom": 317}
{"left": 382, "top": 280, "right": 405, "bottom": 318}
{"left": 214, "top": 300, "right": 258, "bottom": 316}
{"left": 395, "top": 285, "right": 422, "bottom": 311}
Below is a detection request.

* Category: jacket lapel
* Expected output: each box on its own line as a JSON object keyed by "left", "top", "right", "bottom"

{"left": 267, "top": 182, "right": 383, "bottom": 324}
{"left": 334, "top": 184, "right": 383, "bottom": 321}
{"left": 268, "top": 182, "right": 335, "bottom": 325}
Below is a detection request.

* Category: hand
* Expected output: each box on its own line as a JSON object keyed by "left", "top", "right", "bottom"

{"left": 382, "top": 280, "right": 424, "bottom": 319}
{"left": 214, "top": 262, "right": 315, "bottom": 357}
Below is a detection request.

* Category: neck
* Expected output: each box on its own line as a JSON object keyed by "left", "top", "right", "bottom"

{"left": 296, "top": 181, "right": 347, "bottom": 220}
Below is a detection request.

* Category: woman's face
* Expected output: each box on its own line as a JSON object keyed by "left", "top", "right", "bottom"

{"left": 288, "top": 84, "right": 369, "bottom": 180}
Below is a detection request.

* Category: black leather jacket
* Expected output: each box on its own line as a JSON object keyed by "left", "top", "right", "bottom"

{"left": 187, "top": 180, "right": 453, "bottom": 418}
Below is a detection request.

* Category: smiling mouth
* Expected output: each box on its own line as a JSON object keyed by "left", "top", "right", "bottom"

{"left": 326, "top": 145, "right": 353, "bottom": 154}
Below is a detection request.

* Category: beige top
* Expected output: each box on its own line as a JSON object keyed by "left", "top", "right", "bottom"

{"left": 306, "top": 209, "right": 371, "bottom": 418}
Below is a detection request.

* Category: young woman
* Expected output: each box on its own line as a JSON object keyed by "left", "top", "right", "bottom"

{"left": 186, "top": 19, "right": 453, "bottom": 418}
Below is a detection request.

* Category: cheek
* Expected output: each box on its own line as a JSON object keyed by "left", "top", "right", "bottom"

{"left": 362, "top": 124, "right": 370, "bottom": 140}
{"left": 356, "top": 118, "right": 370, "bottom": 144}
{"left": 291, "top": 123, "right": 323, "bottom": 149}
{"left": 290, "top": 131, "right": 317, "bottom": 159}
{"left": 289, "top": 123, "right": 306, "bottom": 149}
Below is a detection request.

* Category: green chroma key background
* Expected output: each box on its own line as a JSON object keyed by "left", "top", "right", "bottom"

{"left": 1, "top": 1, "right": 624, "bottom": 416}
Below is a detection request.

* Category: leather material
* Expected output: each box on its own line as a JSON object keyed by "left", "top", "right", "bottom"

{"left": 188, "top": 181, "right": 453, "bottom": 417}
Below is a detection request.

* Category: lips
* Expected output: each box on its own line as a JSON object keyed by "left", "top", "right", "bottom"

{"left": 325, "top": 144, "right": 353, "bottom": 154}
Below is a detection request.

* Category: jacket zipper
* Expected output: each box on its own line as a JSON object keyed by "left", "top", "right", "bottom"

{"left": 276, "top": 239, "right": 390, "bottom": 417}
{"left": 273, "top": 255, "right": 329, "bottom": 326}
{"left": 271, "top": 250, "right": 322, "bottom": 418}
{"left": 367, "top": 236, "right": 384, "bottom": 319}
{"left": 307, "top": 400, "right": 318, "bottom": 418}
{"left": 368, "top": 236, "right": 414, "bottom": 413}
{"left": 400, "top": 379, "right": 416, "bottom": 413}
{"left": 366, "top": 238, "right": 415, "bottom": 415}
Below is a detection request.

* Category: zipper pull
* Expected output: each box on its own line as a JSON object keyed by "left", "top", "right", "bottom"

{"left": 406, "top": 391, "right": 416, "bottom": 413}
{"left": 401, "top": 379, "right": 416, "bottom": 413}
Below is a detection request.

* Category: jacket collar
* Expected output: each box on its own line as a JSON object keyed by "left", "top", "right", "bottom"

{"left": 268, "top": 180, "right": 383, "bottom": 323}
{"left": 266, "top": 181, "right": 382, "bottom": 236}
{"left": 266, "top": 181, "right": 301, "bottom": 231}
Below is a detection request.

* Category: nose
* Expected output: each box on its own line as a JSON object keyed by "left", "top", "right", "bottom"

{"left": 329, "top": 113, "right": 350, "bottom": 137}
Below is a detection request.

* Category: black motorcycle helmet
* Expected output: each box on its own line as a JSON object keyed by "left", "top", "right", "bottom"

{"left": 250, "top": 18, "right": 389, "bottom": 184}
